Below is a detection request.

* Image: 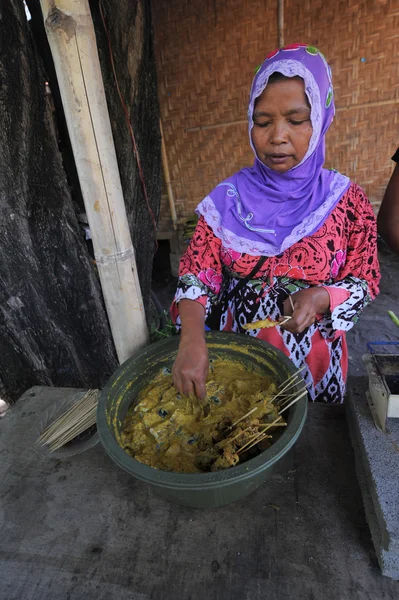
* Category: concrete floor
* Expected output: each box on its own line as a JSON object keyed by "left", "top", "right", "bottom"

{"left": 2, "top": 387, "right": 399, "bottom": 600}
{"left": 1, "top": 241, "right": 398, "bottom": 599}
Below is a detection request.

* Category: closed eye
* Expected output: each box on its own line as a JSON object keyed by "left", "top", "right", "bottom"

{"left": 289, "top": 119, "right": 310, "bottom": 126}
{"left": 253, "top": 121, "right": 271, "bottom": 128}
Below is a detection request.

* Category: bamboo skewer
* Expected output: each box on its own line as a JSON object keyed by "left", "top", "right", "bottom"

{"left": 228, "top": 406, "right": 258, "bottom": 430}
{"left": 218, "top": 426, "right": 251, "bottom": 448}
{"left": 278, "top": 387, "right": 307, "bottom": 408}
{"left": 237, "top": 415, "right": 283, "bottom": 454}
{"left": 278, "top": 389, "right": 308, "bottom": 415}
{"left": 243, "top": 314, "right": 293, "bottom": 331}
{"left": 278, "top": 366, "right": 306, "bottom": 389}
{"left": 41, "top": 411, "right": 97, "bottom": 448}
{"left": 236, "top": 387, "right": 308, "bottom": 455}
{"left": 255, "top": 415, "right": 284, "bottom": 433}
{"left": 222, "top": 368, "right": 308, "bottom": 460}
{"left": 241, "top": 432, "right": 274, "bottom": 453}
{"left": 274, "top": 369, "right": 308, "bottom": 401}
{"left": 274, "top": 375, "right": 303, "bottom": 400}
{"left": 237, "top": 431, "right": 273, "bottom": 455}
{"left": 277, "top": 380, "right": 308, "bottom": 400}
{"left": 277, "top": 376, "right": 301, "bottom": 395}
{"left": 223, "top": 414, "right": 288, "bottom": 452}
{"left": 39, "top": 395, "right": 95, "bottom": 443}
{"left": 37, "top": 390, "right": 99, "bottom": 451}
{"left": 279, "top": 315, "right": 292, "bottom": 325}
{"left": 276, "top": 390, "right": 303, "bottom": 401}
{"left": 222, "top": 412, "right": 287, "bottom": 451}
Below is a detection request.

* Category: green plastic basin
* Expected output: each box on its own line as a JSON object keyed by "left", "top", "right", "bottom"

{"left": 97, "top": 331, "right": 307, "bottom": 508}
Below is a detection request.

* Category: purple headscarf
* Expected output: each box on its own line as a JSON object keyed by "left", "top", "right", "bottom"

{"left": 196, "top": 44, "right": 350, "bottom": 256}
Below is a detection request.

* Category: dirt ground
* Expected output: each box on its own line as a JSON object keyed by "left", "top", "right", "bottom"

{"left": 151, "top": 238, "right": 399, "bottom": 381}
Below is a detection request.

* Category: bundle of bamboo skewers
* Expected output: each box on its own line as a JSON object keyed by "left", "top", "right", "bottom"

{"left": 37, "top": 389, "right": 100, "bottom": 452}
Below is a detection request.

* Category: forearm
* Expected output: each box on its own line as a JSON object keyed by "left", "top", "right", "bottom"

{"left": 173, "top": 299, "right": 208, "bottom": 399}
{"left": 178, "top": 299, "right": 206, "bottom": 341}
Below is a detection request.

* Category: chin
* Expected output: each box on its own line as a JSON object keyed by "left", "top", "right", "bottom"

{"left": 264, "top": 161, "right": 294, "bottom": 173}
{"left": 272, "top": 165, "right": 292, "bottom": 173}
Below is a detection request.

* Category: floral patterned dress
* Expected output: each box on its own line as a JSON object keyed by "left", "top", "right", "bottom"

{"left": 171, "top": 183, "right": 380, "bottom": 403}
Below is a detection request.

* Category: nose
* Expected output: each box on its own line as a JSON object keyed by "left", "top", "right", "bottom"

{"left": 270, "top": 121, "right": 289, "bottom": 146}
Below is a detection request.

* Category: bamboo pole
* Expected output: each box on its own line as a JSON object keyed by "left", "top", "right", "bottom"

{"left": 160, "top": 119, "right": 178, "bottom": 230}
{"left": 40, "top": 0, "right": 149, "bottom": 363}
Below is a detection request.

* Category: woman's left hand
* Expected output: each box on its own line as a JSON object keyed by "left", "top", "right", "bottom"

{"left": 281, "top": 288, "right": 330, "bottom": 334}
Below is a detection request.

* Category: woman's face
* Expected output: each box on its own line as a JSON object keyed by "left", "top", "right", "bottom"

{"left": 251, "top": 77, "right": 313, "bottom": 172}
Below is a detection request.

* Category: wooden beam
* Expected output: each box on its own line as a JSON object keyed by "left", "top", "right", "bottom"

{"left": 278, "top": 0, "right": 284, "bottom": 48}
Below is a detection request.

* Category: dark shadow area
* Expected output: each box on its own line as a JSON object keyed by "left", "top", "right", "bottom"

{"left": 151, "top": 239, "right": 177, "bottom": 313}
{"left": 347, "top": 238, "right": 399, "bottom": 377}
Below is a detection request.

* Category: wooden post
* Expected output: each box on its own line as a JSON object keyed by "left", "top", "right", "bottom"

{"left": 40, "top": 0, "right": 149, "bottom": 363}
{"left": 160, "top": 119, "right": 178, "bottom": 230}
{"left": 278, "top": 0, "right": 284, "bottom": 48}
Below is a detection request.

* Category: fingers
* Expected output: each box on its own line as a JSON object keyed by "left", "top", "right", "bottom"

{"left": 172, "top": 368, "right": 183, "bottom": 395}
{"left": 194, "top": 379, "right": 207, "bottom": 401}
{"left": 181, "top": 378, "right": 195, "bottom": 398}
{"left": 281, "top": 293, "right": 316, "bottom": 333}
{"left": 172, "top": 369, "right": 196, "bottom": 397}
{"left": 282, "top": 315, "right": 313, "bottom": 334}
{"left": 281, "top": 307, "right": 315, "bottom": 333}
{"left": 172, "top": 342, "right": 209, "bottom": 401}
{"left": 176, "top": 361, "right": 208, "bottom": 398}
{"left": 283, "top": 296, "right": 294, "bottom": 317}
{"left": 173, "top": 370, "right": 205, "bottom": 404}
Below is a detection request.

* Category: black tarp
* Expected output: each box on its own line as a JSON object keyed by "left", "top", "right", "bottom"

{"left": 0, "top": 0, "right": 161, "bottom": 401}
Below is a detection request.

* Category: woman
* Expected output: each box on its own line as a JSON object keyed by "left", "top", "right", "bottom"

{"left": 171, "top": 44, "right": 380, "bottom": 403}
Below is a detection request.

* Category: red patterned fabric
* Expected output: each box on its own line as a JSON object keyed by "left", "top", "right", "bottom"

{"left": 172, "top": 183, "right": 380, "bottom": 403}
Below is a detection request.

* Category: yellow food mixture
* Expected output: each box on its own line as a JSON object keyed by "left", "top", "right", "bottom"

{"left": 121, "top": 358, "right": 286, "bottom": 473}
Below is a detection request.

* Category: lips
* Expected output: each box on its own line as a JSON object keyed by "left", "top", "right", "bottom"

{"left": 267, "top": 154, "right": 292, "bottom": 165}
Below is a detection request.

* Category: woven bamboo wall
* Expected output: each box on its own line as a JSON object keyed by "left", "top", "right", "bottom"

{"left": 153, "top": 0, "right": 399, "bottom": 231}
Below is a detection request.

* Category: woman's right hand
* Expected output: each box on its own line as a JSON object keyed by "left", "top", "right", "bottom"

{"left": 172, "top": 336, "right": 209, "bottom": 400}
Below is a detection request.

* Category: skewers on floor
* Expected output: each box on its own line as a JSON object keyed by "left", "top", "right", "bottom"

{"left": 37, "top": 389, "right": 99, "bottom": 452}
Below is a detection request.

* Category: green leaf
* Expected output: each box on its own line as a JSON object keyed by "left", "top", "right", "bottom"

{"left": 388, "top": 310, "right": 399, "bottom": 328}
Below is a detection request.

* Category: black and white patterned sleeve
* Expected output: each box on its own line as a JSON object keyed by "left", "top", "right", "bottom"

{"left": 318, "top": 276, "right": 372, "bottom": 340}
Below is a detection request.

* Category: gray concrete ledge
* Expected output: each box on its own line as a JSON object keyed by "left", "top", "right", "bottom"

{"left": 347, "top": 376, "right": 399, "bottom": 579}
